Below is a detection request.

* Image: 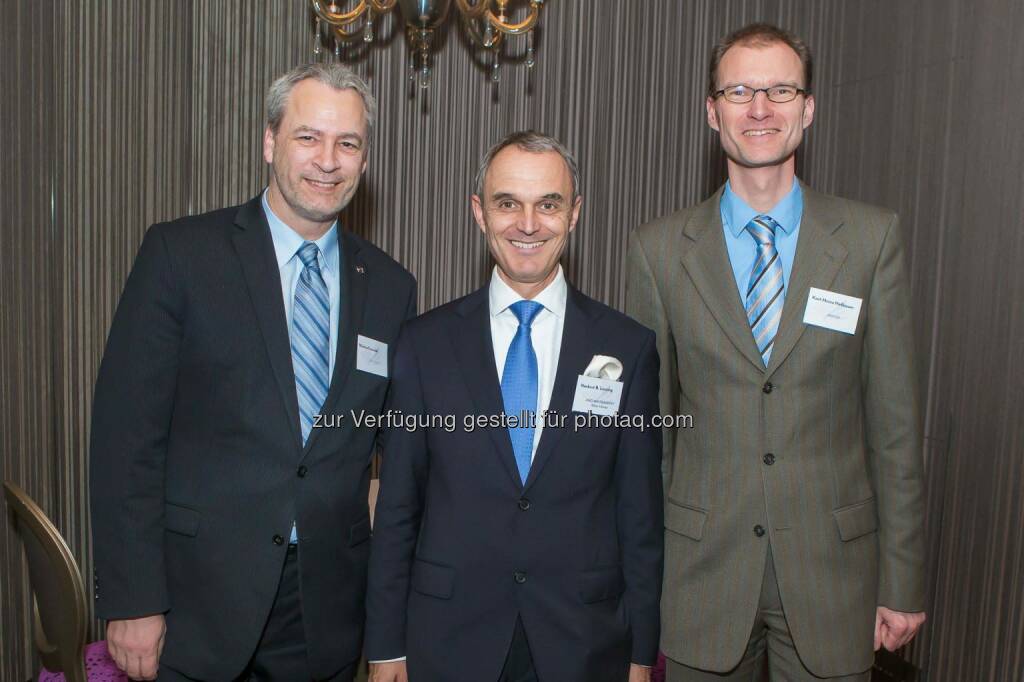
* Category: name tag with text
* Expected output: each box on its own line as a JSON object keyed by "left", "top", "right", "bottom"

{"left": 571, "top": 376, "right": 623, "bottom": 416}
{"left": 803, "top": 287, "right": 862, "bottom": 335}
{"left": 356, "top": 335, "right": 388, "bottom": 377}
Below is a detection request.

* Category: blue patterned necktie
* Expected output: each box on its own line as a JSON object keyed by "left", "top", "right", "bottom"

{"left": 291, "top": 242, "right": 331, "bottom": 445}
{"left": 500, "top": 300, "right": 544, "bottom": 485}
{"left": 745, "top": 215, "right": 786, "bottom": 366}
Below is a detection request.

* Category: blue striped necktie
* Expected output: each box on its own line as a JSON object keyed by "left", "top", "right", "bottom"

{"left": 745, "top": 215, "right": 785, "bottom": 366}
{"left": 291, "top": 242, "right": 330, "bottom": 444}
{"left": 500, "top": 300, "right": 544, "bottom": 485}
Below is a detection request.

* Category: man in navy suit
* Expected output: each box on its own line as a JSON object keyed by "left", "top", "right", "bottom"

{"left": 366, "top": 131, "right": 664, "bottom": 682}
{"left": 90, "top": 63, "right": 415, "bottom": 681}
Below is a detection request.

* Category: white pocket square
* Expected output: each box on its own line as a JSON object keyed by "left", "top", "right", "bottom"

{"left": 583, "top": 355, "right": 623, "bottom": 381}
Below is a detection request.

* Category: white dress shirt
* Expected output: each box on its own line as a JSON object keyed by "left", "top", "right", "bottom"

{"left": 489, "top": 265, "right": 567, "bottom": 460}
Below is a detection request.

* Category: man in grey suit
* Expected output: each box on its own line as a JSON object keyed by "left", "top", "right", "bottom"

{"left": 627, "top": 23, "right": 927, "bottom": 681}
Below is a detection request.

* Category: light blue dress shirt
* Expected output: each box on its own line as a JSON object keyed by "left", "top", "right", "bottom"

{"left": 262, "top": 190, "right": 341, "bottom": 543}
{"left": 720, "top": 178, "right": 803, "bottom": 305}
{"left": 262, "top": 191, "right": 341, "bottom": 378}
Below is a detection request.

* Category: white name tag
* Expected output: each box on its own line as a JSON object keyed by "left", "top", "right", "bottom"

{"left": 356, "top": 335, "right": 388, "bottom": 377}
{"left": 803, "top": 287, "right": 863, "bottom": 335}
{"left": 571, "top": 375, "right": 623, "bottom": 416}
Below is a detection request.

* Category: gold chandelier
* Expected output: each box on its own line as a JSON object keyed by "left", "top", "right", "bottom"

{"left": 309, "top": 0, "right": 545, "bottom": 88}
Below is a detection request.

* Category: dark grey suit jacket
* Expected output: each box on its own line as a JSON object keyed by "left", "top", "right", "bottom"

{"left": 627, "top": 184, "right": 925, "bottom": 677}
{"left": 89, "top": 195, "right": 416, "bottom": 680}
{"left": 365, "top": 285, "right": 664, "bottom": 682}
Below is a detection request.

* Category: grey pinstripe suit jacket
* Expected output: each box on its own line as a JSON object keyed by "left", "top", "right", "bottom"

{"left": 626, "top": 184, "right": 926, "bottom": 677}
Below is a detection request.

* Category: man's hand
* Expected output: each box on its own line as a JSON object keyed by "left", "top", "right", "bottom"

{"left": 106, "top": 614, "right": 166, "bottom": 680}
{"left": 874, "top": 606, "right": 926, "bottom": 651}
{"left": 628, "top": 663, "right": 652, "bottom": 681}
{"left": 369, "top": 660, "right": 409, "bottom": 682}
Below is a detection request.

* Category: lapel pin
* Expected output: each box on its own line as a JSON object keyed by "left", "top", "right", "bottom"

{"left": 355, "top": 265, "right": 365, "bottom": 274}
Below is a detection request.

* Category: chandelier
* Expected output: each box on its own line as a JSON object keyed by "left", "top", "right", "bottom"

{"left": 309, "top": 0, "right": 545, "bottom": 88}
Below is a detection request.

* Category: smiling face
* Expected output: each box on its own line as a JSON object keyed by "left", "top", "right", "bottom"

{"left": 471, "top": 146, "right": 582, "bottom": 299}
{"left": 706, "top": 41, "right": 814, "bottom": 174}
{"left": 263, "top": 79, "right": 369, "bottom": 239}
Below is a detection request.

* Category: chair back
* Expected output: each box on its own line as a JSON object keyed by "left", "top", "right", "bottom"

{"left": 3, "top": 480, "right": 88, "bottom": 682}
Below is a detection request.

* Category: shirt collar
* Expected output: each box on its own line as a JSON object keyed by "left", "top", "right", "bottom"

{"left": 262, "top": 189, "right": 339, "bottom": 273}
{"left": 721, "top": 177, "right": 803, "bottom": 238}
{"left": 488, "top": 265, "right": 568, "bottom": 319}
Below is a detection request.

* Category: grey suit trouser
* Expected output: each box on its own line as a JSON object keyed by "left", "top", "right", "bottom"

{"left": 666, "top": 546, "right": 871, "bottom": 682}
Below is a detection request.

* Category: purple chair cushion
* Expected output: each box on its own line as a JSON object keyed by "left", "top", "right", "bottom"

{"left": 652, "top": 650, "right": 667, "bottom": 682}
{"left": 39, "top": 641, "right": 128, "bottom": 681}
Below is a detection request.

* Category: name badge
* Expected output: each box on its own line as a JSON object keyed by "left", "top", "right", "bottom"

{"left": 803, "top": 287, "right": 863, "bottom": 335}
{"left": 356, "top": 335, "right": 388, "bottom": 377}
{"left": 571, "top": 375, "right": 623, "bottom": 416}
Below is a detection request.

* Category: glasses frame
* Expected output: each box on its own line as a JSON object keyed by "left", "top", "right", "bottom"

{"left": 712, "top": 85, "right": 808, "bottom": 104}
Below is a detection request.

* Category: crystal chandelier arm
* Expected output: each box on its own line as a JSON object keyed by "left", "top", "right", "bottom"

{"left": 454, "top": 0, "right": 490, "bottom": 19}
{"left": 370, "top": 0, "right": 398, "bottom": 12}
{"left": 486, "top": 3, "right": 540, "bottom": 35}
{"left": 461, "top": 14, "right": 504, "bottom": 49}
{"left": 310, "top": 0, "right": 370, "bottom": 25}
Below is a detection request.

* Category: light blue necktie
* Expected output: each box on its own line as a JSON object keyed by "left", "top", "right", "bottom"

{"left": 501, "top": 300, "right": 544, "bottom": 485}
{"left": 745, "top": 215, "right": 786, "bottom": 366}
{"left": 291, "top": 242, "right": 331, "bottom": 445}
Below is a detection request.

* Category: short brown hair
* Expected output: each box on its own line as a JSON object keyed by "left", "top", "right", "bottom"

{"left": 707, "top": 23, "right": 813, "bottom": 98}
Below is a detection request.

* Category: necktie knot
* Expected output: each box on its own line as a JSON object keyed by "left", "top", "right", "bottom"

{"left": 509, "top": 300, "right": 544, "bottom": 328}
{"left": 745, "top": 215, "right": 780, "bottom": 247}
{"left": 297, "top": 242, "right": 321, "bottom": 271}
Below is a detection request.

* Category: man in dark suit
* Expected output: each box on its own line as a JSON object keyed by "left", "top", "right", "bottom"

{"left": 90, "top": 63, "right": 415, "bottom": 681}
{"left": 627, "top": 24, "right": 926, "bottom": 681}
{"left": 365, "top": 131, "right": 664, "bottom": 682}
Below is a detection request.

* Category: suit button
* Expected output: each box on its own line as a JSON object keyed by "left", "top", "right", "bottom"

{"left": 513, "top": 571, "right": 528, "bottom": 584}
{"left": 518, "top": 498, "right": 531, "bottom": 511}
{"left": 762, "top": 382, "right": 774, "bottom": 394}
{"left": 297, "top": 465, "right": 308, "bottom": 478}
{"left": 763, "top": 453, "right": 775, "bottom": 465}
{"left": 753, "top": 525, "right": 766, "bottom": 537}
{"left": 273, "top": 534, "right": 284, "bottom": 545}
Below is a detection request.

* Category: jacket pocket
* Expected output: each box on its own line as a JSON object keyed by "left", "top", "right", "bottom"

{"left": 349, "top": 516, "right": 371, "bottom": 546}
{"left": 579, "top": 565, "right": 625, "bottom": 603}
{"left": 665, "top": 499, "right": 707, "bottom": 541}
{"left": 164, "top": 502, "right": 200, "bottom": 537}
{"left": 832, "top": 498, "right": 878, "bottom": 541}
{"left": 411, "top": 558, "right": 455, "bottom": 599}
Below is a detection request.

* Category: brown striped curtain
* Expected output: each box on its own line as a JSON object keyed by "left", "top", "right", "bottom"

{"left": 2, "top": 1, "right": 1023, "bottom": 680}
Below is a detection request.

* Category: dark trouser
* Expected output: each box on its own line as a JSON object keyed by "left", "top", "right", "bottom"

{"left": 158, "top": 545, "right": 356, "bottom": 682}
{"left": 498, "top": 615, "right": 538, "bottom": 682}
{"left": 666, "top": 546, "right": 870, "bottom": 682}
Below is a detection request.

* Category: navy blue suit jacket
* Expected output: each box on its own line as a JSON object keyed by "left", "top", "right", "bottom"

{"left": 366, "top": 284, "right": 664, "bottom": 682}
{"left": 89, "top": 195, "right": 416, "bottom": 680}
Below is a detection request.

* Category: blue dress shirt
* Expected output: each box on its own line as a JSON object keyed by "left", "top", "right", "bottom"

{"left": 262, "top": 191, "right": 341, "bottom": 379}
{"left": 720, "top": 179, "right": 803, "bottom": 305}
{"left": 262, "top": 190, "right": 341, "bottom": 543}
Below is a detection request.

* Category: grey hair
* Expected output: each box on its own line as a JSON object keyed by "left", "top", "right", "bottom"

{"left": 474, "top": 130, "right": 581, "bottom": 200}
{"left": 265, "top": 62, "right": 377, "bottom": 145}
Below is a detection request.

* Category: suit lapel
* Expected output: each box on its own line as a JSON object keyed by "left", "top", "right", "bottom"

{"left": 302, "top": 231, "right": 368, "bottom": 457}
{"left": 679, "top": 189, "right": 766, "bottom": 372}
{"left": 766, "top": 184, "right": 848, "bottom": 376}
{"left": 523, "top": 286, "right": 600, "bottom": 493}
{"left": 231, "top": 197, "right": 303, "bottom": 450}
{"left": 451, "top": 289, "right": 523, "bottom": 490}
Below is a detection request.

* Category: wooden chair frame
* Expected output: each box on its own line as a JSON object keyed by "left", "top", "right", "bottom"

{"left": 4, "top": 480, "right": 89, "bottom": 682}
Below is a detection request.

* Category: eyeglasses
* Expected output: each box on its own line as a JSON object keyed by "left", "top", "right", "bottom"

{"left": 713, "top": 85, "right": 807, "bottom": 104}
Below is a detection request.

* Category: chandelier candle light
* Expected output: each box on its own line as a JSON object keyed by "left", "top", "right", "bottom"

{"left": 309, "top": 0, "right": 545, "bottom": 88}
